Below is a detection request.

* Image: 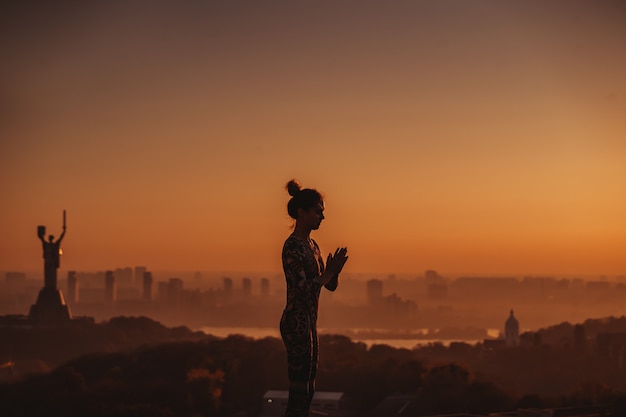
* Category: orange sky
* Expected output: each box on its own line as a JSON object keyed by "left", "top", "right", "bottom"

{"left": 1, "top": 1, "right": 625, "bottom": 276}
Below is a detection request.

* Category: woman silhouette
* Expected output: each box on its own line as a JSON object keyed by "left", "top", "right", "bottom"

{"left": 280, "top": 180, "right": 348, "bottom": 417}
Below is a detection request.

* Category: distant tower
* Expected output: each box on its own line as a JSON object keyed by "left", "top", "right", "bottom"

{"left": 167, "top": 278, "right": 184, "bottom": 310}
{"left": 105, "top": 270, "right": 116, "bottom": 305}
{"left": 223, "top": 277, "right": 233, "bottom": 297}
{"left": 114, "top": 267, "right": 133, "bottom": 285}
{"left": 158, "top": 281, "right": 169, "bottom": 303}
{"left": 134, "top": 266, "right": 147, "bottom": 286}
{"left": 67, "top": 271, "right": 79, "bottom": 304}
{"left": 242, "top": 277, "right": 252, "bottom": 297}
{"left": 142, "top": 271, "right": 153, "bottom": 302}
{"left": 260, "top": 278, "right": 270, "bottom": 298}
{"left": 424, "top": 269, "right": 442, "bottom": 284}
{"left": 366, "top": 279, "right": 383, "bottom": 306}
{"left": 505, "top": 309, "right": 519, "bottom": 346}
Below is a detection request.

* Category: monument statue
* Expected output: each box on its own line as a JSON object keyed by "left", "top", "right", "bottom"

{"left": 29, "top": 210, "right": 72, "bottom": 323}
{"left": 38, "top": 210, "right": 66, "bottom": 289}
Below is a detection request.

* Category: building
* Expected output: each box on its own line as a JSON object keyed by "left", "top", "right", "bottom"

{"left": 424, "top": 269, "right": 443, "bottom": 283}
{"left": 105, "top": 270, "right": 116, "bottom": 305}
{"left": 165, "top": 278, "right": 184, "bottom": 310}
{"left": 367, "top": 279, "right": 383, "bottom": 306}
{"left": 134, "top": 266, "right": 147, "bottom": 287}
{"left": 158, "top": 281, "right": 169, "bottom": 303}
{"left": 142, "top": 271, "right": 153, "bottom": 302}
{"left": 67, "top": 271, "right": 79, "bottom": 304}
{"left": 260, "top": 278, "right": 270, "bottom": 297}
{"left": 114, "top": 267, "right": 133, "bottom": 286}
{"left": 505, "top": 309, "right": 519, "bottom": 346}
{"left": 223, "top": 277, "right": 233, "bottom": 297}
{"left": 242, "top": 277, "right": 252, "bottom": 297}
{"left": 193, "top": 271, "right": 203, "bottom": 284}
{"left": 261, "top": 391, "right": 344, "bottom": 417}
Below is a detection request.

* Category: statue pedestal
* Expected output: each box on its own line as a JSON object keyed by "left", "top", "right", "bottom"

{"left": 28, "top": 287, "right": 72, "bottom": 324}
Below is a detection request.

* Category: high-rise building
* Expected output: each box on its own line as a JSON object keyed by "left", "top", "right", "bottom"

{"left": 166, "top": 278, "right": 184, "bottom": 310}
{"left": 158, "top": 281, "right": 169, "bottom": 303}
{"left": 260, "top": 278, "right": 270, "bottom": 297}
{"left": 242, "top": 277, "right": 252, "bottom": 297}
{"left": 424, "top": 270, "right": 442, "bottom": 284}
{"left": 223, "top": 277, "right": 233, "bottom": 296}
{"left": 114, "top": 267, "right": 133, "bottom": 285}
{"left": 142, "top": 271, "right": 153, "bottom": 302}
{"left": 366, "top": 279, "right": 383, "bottom": 305}
{"left": 67, "top": 271, "right": 79, "bottom": 304}
{"left": 134, "top": 266, "right": 147, "bottom": 287}
{"left": 105, "top": 270, "right": 116, "bottom": 305}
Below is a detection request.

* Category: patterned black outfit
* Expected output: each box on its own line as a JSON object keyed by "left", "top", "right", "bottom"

{"left": 280, "top": 234, "right": 337, "bottom": 417}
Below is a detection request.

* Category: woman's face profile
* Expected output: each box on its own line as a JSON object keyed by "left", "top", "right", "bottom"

{"left": 299, "top": 201, "right": 325, "bottom": 230}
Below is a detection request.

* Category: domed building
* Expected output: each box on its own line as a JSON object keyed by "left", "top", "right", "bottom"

{"left": 505, "top": 309, "right": 519, "bottom": 346}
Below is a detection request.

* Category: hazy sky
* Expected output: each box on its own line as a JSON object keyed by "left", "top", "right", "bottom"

{"left": 2, "top": 1, "right": 625, "bottom": 276}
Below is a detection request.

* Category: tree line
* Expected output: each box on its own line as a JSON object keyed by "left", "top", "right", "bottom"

{"left": 1, "top": 316, "right": 626, "bottom": 416}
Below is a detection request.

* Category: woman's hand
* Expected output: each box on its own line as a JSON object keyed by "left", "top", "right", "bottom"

{"left": 318, "top": 247, "right": 348, "bottom": 286}
{"left": 326, "top": 247, "right": 348, "bottom": 276}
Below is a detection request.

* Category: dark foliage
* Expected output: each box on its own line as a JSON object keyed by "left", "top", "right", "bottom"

{"left": 0, "top": 316, "right": 209, "bottom": 369}
{"left": 2, "top": 316, "right": 626, "bottom": 416}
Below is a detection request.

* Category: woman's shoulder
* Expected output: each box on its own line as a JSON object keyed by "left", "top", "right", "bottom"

{"left": 283, "top": 237, "right": 305, "bottom": 265}
{"left": 282, "top": 234, "right": 301, "bottom": 251}
{"left": 283, "top": 234, "right": 313, "bottom": 258}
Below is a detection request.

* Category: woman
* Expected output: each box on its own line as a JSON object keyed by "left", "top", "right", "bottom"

{"left": 280, "top": 179, "right": 349, "bottom": 417}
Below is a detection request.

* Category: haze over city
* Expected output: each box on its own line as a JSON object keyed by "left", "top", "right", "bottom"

{"left": 3, "top": 3, "right": 626, "bottom": 417}
{"left": 2, "top": 1, "right": 625, "bottom": 277}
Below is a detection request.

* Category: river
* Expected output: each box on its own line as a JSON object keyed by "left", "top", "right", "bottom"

{"left": 198, "top": 326, "right": 501, "bottom": 349}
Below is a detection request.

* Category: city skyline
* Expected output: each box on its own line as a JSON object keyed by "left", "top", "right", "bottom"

{"left": 3, "top": 263, "right": 626, "bottom": 339}
{"left": 2, "top": 1, "right": 625, "bottom": 275}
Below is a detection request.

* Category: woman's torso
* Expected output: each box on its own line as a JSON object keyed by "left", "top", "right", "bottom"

{"left": 282, "top": 234, "right": 325, "bottom": 321}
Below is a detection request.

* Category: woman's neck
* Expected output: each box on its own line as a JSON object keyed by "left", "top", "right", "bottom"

{"left": 292, "top": 223, "right": 311, "bottom": 241}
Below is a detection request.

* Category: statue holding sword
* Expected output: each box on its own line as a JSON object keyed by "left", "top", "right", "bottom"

{"left": 37, "top": 210, "right": 67, "bottom": 289}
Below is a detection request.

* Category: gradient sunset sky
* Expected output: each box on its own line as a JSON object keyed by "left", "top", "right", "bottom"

{"left": 2, "top": 1, "right": 625, "bottom": 276}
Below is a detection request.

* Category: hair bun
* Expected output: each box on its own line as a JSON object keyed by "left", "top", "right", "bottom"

{"left": 286, "top": 179, "right": 302, "bottom": 197}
